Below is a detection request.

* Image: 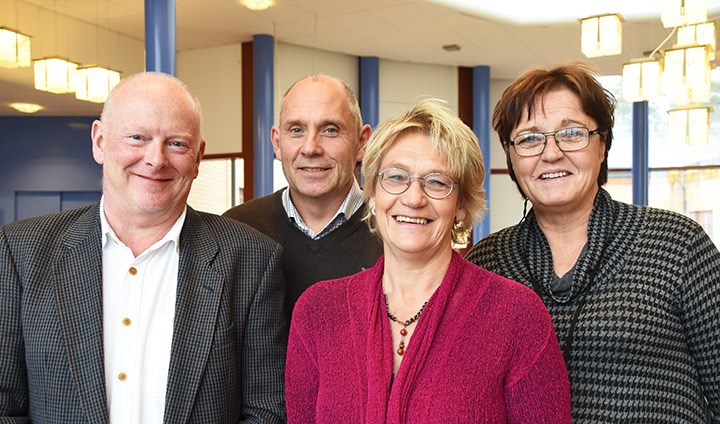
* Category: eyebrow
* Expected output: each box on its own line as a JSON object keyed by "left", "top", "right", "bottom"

{"left": 515, "top": 118, "right": 588, "bottom": 134}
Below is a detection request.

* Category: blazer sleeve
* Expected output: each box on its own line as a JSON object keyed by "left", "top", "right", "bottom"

{"left": 0, "top": 227, "right": 30, "bottom": 422}
{"left": 241, "top": 242, "right": 288, "bottom": 424}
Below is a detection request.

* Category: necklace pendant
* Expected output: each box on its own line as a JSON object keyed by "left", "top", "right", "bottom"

{"left": 400, "top": 328, "right": 408, "bottom": 336}
{"left": 397, "top": 347, "right": 405, "bottom": 356}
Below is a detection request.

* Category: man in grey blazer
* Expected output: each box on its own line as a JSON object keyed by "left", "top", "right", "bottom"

{"left": 0, "top": 72, "right": 287, "bottom": 423}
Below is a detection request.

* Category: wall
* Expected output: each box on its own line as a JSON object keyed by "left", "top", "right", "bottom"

{"left": 178, "top": 45, "right": 243, "bottom": 155}
{"left": 0, "top": 116, "right": 101, "bottom": 225}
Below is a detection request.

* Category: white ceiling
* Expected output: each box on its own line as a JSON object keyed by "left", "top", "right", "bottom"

{"left": 1, "top": 0, "right": 718, "bottom": 116}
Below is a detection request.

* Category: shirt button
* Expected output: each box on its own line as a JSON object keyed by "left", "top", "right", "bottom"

{"left": 129, "top": 267, "right": 137, "bottom": 275}
{"left": 122, "top": 317, "right": 132, "bottom": 326}
{"left": 118, "top": 372, "right": 127, "bottom": 381}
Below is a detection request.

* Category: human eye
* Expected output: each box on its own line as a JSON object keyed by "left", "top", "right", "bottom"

{"left": 424, "top": 174, "right": 452, "bottom": 190}
{"left": 557, "top": 127, "right": 587, "bottom": 143}
{"left": 322, "top": 126, "right": 340, "bottom": 137}
{"left": 515, "top": 133, "right": 544, "bottom": 148}
{"left": 286, "top": 126, "right": 304, "bottom": 137}
{"left": 383, "top": 168, "right": 409, "bottom": 183}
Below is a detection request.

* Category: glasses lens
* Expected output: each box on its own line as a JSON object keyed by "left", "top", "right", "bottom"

{"left": 512, "top": 133, "right": 546, "bottom": 156}
{"left": 422, "top": 173, "right": 454, "bottom": 198}
{"left": 556, "top": 127, "right": 589, "bottom": 151}
{"left": 380, "top": 168, "right": 410, "bottom": 194}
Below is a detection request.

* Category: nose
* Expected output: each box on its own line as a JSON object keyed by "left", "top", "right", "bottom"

{"left": 300, "top": 132, "right": 323, "bottom": 156}
{"left": 540, "top": 134, "right": 564, "bottom": 161}
{"left": 401, "top": 177, "right": 428, "bottom": 207}
{"left": 145, "top": 140, "right": 169, "bottom": 168}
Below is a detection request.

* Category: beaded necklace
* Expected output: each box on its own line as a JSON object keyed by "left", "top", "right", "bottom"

{"left": 383, "top": 293, "right": 428, "bottom": 356}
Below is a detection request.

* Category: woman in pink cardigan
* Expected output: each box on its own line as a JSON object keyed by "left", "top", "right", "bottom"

{"left": 285, "top": 99, "right": 571, "bottom": 423}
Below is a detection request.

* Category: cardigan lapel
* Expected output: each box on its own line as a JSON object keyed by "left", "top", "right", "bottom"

{"left": 162, "top": 209, "right": 224, "bottom": 423}
{"left": 53, "top": 205, "right": 109, "bottom": 424}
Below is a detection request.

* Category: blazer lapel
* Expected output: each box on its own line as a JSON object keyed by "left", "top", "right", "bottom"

{"left": 53, "top": 205, "right": 109, "bottom": 423}
{"left": 163, "top": 209, "right": 223, "bottom": 423}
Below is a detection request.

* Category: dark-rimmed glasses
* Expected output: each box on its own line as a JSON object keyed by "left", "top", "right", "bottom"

{"left": 377, "top": 168, "right": 457, "bottom": 199}
{"left": 507, "top": 127, "right": 602, "bottom": 157}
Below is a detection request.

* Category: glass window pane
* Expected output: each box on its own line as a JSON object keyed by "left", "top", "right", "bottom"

{"left": 188, "top": 158, "right": 233, "bottom": 214}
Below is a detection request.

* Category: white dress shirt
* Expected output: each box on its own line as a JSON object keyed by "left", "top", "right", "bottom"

{"left": 100, "top": 198, "right": 186, "bottom": 423}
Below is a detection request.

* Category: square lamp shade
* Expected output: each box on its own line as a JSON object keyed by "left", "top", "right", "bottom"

{"left": 668, "top": 105, "right": 712, "bottom": 145}
{"left": 623, "top": 59, "right": 662, "bottom": 102}
{"left": 581, "top": 14, "right": 623, "bottom": 58}
{"left": 662, "top": 0, "right": 707, "bottom": 28}
{"left": 0, "top": 27, "right": 31, "bottom": 68}
{"left": 677, "top": 21, "right": 716, "bottom": 51}
{"left": 663, "top": 45, "right": 711, "bottom": 104}
{"left": 34, "top": 57, "right": 78, "bottom": 94}
{"left": 75, "top": 65, "right": 121, "bottom": 103}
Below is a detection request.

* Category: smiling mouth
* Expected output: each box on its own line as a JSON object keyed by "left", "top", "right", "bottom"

{"left": 540, "top": 171, "right": 569, "bottom": 180}
{"left": 394, "top": 215, "right": 429, "bottom": 225}
{"left": 299, "top": 167, "right": 330, "bottom": 172}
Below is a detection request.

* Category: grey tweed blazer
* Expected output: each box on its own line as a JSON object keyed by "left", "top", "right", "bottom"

{"left": 0, "top": 204, "right": 287, "bottom": 423}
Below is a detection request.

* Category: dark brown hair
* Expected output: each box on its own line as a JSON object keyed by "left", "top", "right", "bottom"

{"left": 493, "top": 61, "right": 616, "bottom": 198}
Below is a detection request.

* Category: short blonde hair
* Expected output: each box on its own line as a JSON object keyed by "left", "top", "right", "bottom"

{"left": 362, "top": 99, "right": 486, "bottom": 244}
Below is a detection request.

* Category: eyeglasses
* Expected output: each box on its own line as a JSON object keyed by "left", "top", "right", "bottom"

{"left": 507, "top": 127, "right": 602, "bottom": 157}
{"left": 377, "top": 168, "right": 457, "bottom": 199}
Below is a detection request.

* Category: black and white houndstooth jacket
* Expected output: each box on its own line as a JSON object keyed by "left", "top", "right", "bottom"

{"left": 466, "top": 188, "right": 720, "bottom": 423}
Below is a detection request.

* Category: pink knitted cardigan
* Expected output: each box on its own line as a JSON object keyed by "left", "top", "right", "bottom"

{"left": 286, "top": 252, "right": 571, "bottom": 423}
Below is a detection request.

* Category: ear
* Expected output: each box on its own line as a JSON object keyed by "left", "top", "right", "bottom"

{"left": 91, "top": 120, "right": 106, "bottom": 165}
{"left": 270, "top": 125, "right": 281, "bottom": 160}
{"left": 194, "top": 139, "right": 206, "bottom": 178}
{"left": 455, "top": 205, "right": 467, "bottom": 222}
{"left": 355, "top": 124, "right": 372, "bottom": 161}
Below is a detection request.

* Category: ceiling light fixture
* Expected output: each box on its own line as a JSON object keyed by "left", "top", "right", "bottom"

{"left": 75, "top": 65, "right": 121, "bottom": 103}
{"left": 34, "top": 56, "right": 78, "bottom": 94}
{"left": 242, "top": 0, "right": 272, "bottom": 11}
{"left": 9, "top": 102, "right": 43, "bottom": 113}
{"left": 0, "top": 26, "right": 31, "bottom": 68}
{"left": 580, "top": 13, "right": 623, "bottom": 58}
{"left": 662, "top": 0, "right": 707, "bottom": 28}
{"left": 668, "top": 104, "right": 712, "bottom": 145}
{"left": 622, "top": 59, "right": 663, "bottom": 102}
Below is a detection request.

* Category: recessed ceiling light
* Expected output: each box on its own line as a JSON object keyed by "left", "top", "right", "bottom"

{"left": 10, "top": 102, "right": 44, "bottom": 114}
{"left": 443, "top": 44, "right": 461, "bottom": 52}
{"left": 242, "top": 0, "right": 272, "bottom": 11}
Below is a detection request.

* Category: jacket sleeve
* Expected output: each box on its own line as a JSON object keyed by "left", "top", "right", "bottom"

{"left": 240, "top": 242, "right": 288, "bottom": 424}
{"left": 0, "top": 227, "right": 30, "bottom": 422}
{"left": 679, "top": 226, "right": 720, "bottom": 421}
{"left": 503, "top": 289, "right": 572, "bottom": 424}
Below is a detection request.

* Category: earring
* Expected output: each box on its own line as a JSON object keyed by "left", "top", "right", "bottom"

{"left": 452, "top": 219, "right": 469, "bottom": 246}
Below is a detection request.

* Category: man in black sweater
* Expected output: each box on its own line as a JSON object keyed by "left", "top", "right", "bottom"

{"left": 224, "top": 75, "right": 383, "bottom": 321}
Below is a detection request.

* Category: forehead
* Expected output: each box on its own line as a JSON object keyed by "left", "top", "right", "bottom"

{"left": 281, "top": 79, "right": 353, "bottom": 124}
{"left": 381, "top": 132, "right": 449, "bottom": 170}
{"left": 520, "top": 88, "right": 592, "bottom": 127}
{"left": 107, "top": 82, "right": 200, "bottom": 134}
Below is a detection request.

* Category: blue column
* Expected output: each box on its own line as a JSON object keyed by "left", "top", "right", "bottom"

{"left": 253, "top": 34, "right": 274, "bottom": 197}
{"left": 359, "top": 56, "right": 379, "bottom": 128}
{"left": 472, "top": 65, "right": 491, "bottom": 243}
{"left": 632, "top": 101, "right": 649, "bottom": 205}
{"left": 144, "top": 0, "right": 176, "bottom": 75}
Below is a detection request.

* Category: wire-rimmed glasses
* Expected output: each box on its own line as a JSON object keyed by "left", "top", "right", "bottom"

{"left": 377, "top": 168, "right": 457, "bottom": 199}
{"left": 507, "top": 127, "right": 602, "bottom": 157}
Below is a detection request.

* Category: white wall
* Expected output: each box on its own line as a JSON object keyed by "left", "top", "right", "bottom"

{"left": 488, "top": 78, "right": 526, "bottom": 232}
{"left": 178, "top": 44, "right": 243, "bottom": 156}
{"left": 378, "top": 59, "right": 458, "bottom": 121}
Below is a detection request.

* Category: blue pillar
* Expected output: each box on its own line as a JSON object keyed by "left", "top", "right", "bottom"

{"left": 472, "top": 66, "right": 491, "bottom": 243}
{"left": 359, "top": 56, "right": 379, "bottom": 128}
{"left": 144, "top": 0, "right": 176, "bottom": 75}
{"left": 632, "top": 101, "right": 649, "bottom": 205}
{"left": 253, "top": 34, "right": 274, "bottom": 197}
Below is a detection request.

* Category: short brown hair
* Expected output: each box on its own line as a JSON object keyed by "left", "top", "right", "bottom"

{"left": 493, "top": 61, "right": 616, "bottom": 198}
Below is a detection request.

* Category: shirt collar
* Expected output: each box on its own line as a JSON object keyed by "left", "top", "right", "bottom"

{"left": 282, "top": 179, "right": 364, "bottom": 238}
{"left": 100, "top": 196, "right": 187, "bottom": 254}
